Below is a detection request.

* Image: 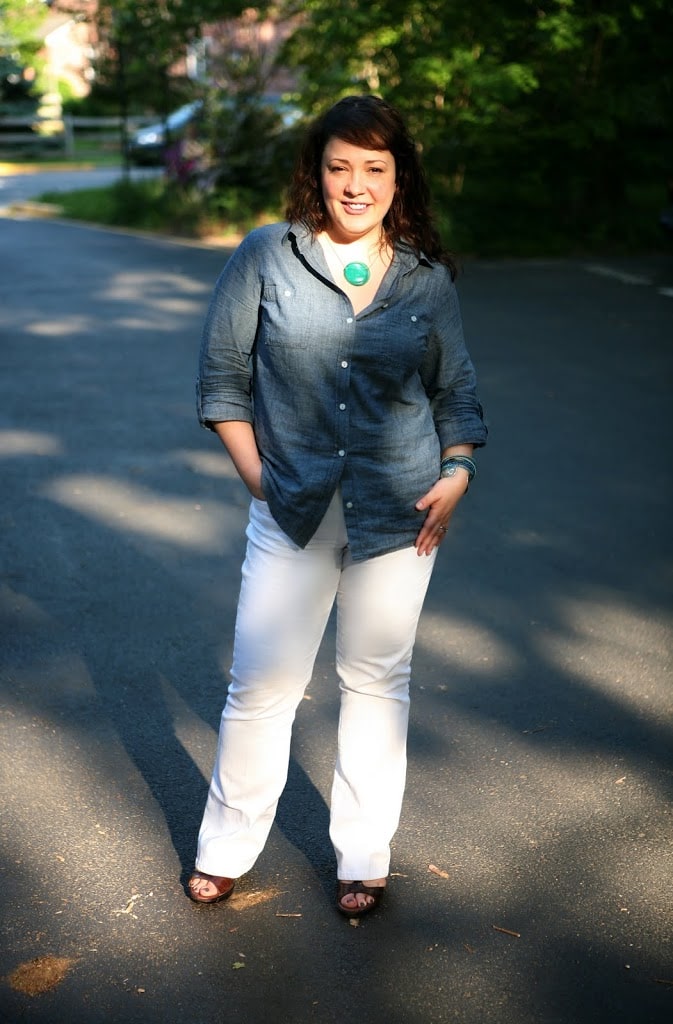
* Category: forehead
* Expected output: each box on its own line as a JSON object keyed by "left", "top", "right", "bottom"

{"left": 322, "top": 137, "right": 393, "bottom": 164}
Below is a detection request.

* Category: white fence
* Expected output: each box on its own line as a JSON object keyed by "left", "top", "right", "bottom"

{"left": 0, "top": 115, "right": 154, "bottom": 157}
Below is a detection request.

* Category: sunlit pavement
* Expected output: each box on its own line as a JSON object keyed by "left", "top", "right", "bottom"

{"left": 0, "top": 165, "right": 163, "bottom": 210}
{"left": 1, "top": 214, "right": 671, "bottom": 1024}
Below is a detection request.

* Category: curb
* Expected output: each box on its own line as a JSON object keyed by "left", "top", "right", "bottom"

{"left": 1, "top": 204, "right": 241, "bottom": 251}
{"left": 5, "top": 200, "right": 64, "bottom": 218}
{"left": 0, "top": 162, "right": 97, "bottom": 175}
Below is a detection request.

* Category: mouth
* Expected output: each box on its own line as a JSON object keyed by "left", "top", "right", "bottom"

{"left": 342, "top": 202, "right": 369, "bottom": 213}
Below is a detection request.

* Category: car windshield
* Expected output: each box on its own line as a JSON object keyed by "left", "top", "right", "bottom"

{"left": 165, "top": 102, "right": 201, "bottom": 129}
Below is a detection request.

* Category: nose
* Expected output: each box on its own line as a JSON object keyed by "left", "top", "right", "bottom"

{"left": 344, "top": 172, "right": 365, "bottom": 196}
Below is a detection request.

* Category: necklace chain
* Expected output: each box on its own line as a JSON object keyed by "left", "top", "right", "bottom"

{"left": 324, "top": 235, "right": 372, "bottom": 287}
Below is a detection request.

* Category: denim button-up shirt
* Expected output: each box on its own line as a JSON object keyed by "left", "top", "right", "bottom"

{"left": 197, "top": 222, "right": 487, "bottom": 561}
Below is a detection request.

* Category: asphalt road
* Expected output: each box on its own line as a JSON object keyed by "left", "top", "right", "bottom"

{"left": 1, "top": 207, "right": 672, "bottom": 1024}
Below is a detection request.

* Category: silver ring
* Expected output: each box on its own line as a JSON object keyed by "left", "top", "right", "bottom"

{"left": 438, "top": 526, "right": 447, "bottom": 534}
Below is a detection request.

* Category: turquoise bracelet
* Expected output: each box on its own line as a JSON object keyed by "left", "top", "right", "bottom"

{"left": 440, "top": 455, "right": 477, "bottom": 487}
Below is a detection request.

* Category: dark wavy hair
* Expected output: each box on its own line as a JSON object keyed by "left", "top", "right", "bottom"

{"left": 285, "top": 94, "right": 456, "bottom": 277}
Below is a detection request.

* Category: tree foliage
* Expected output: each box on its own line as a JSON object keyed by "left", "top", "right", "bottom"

{"left": 91, "top": 0, "right": 250, "bottom": 114}
{"left": 195, "top": 11, "right": 303, "bottom": 192}
{"left": 280, "top": 0, "right": 673, "bottom": 251}
{"left": 0, "top": 0, "right": 47, "bottom": 63}
{"left": 0, "top": 0, "right": 47, "bottom": 111}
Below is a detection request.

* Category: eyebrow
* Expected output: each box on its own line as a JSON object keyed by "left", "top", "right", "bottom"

{"left": 326, "top": 156, "right": 390, "bottom": 165}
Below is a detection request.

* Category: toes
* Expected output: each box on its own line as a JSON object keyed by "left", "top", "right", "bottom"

{"left": 339, "top": 891, "right": 372, "bottom": 910}
{"left": 189, "top": 874, "right": 217, "bottom": 898}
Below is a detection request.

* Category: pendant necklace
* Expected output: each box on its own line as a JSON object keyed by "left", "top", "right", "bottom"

{"left": 342, "top": 260, "right": 370, "bottom": 287}
{"left": 324, "top": 235, "right": 372, "bottom": 287}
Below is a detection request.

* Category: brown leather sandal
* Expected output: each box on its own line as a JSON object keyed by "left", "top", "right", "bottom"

{"left": 336, "top": 880, "right": 385, "bottom": 918}
{"left": 188, "top": 872, "right": 235, "bottom": 905}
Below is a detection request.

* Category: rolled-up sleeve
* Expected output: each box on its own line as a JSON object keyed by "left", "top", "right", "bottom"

{"left": 196, "top": 235, "right": 263, "bottom": 430}
{"left": 420, "top": 270, "right": 488, "bottom": 449}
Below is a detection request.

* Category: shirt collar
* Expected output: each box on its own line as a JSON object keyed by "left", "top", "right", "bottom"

{"left": 284, "top": 222, "right": 434, "bottom": 271}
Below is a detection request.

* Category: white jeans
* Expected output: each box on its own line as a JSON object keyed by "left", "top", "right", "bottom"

{"left": 195, "top": 492, "right": 437, "bottom": 881}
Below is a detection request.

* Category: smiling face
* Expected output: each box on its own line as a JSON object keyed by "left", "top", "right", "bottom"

{"left": 320, "top": 137, "right": 397, "bottom": 245}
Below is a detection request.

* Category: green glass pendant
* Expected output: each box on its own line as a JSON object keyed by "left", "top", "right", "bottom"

{"left": 343, "top": 261, "right": 370, "bottom": 286}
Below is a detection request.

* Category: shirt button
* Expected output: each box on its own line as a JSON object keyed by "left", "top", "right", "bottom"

{"left": 339, "top": 403, "right": 346, "bottom": 411}
{"left": 341, "top": 360, "right": 348, "bottom": 368}
{"left": 284, "top": 289, "right": 292, "bottom": 296}
{"left": 346, "top": 501, "right": 353, "bottom": 509}
{"left": 411, "top": 315, "right": 418, "bottom": 322}
{"left": 346, "top": 317, "right": 353, "bottom": 324}
{"left": 338, "top": 449, "right": 345, "bottom": 457}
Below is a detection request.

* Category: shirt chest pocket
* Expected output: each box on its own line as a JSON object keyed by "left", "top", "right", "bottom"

{"left": 258, "top": 285, "right": 309, "bottom": 349}
{"left": 363, "top": 307, "right": 429, "bottom": 371}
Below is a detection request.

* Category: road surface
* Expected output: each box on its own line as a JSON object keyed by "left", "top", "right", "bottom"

{"left": 1, "top": 211, "right": 672, "bottom": 1023}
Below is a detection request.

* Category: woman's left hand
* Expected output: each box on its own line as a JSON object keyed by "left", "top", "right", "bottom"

{"left": 414, "top": 475, "right": 469, "bottom": 556}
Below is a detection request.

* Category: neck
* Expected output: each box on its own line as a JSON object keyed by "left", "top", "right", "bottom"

{"left": 323, "top": 224, "right": 385, "bottom": 249}
{"left": 323, "top": 231, "right": 388, "bottom": 262}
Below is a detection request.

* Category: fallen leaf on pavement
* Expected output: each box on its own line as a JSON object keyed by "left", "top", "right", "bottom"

{"left": 7, "top": 956, "right": 77, "bottom": 995}
{"left": 229, "top": 886, "right": 282, "bottom": 910}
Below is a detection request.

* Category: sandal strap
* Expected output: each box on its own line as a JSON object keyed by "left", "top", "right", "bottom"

{"left": 337, "top": 880, "right": 386, "bottom": 898}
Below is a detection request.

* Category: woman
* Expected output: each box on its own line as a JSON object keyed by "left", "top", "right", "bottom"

{"left": 189, "top": 95, "right": 487, "bottom": 918}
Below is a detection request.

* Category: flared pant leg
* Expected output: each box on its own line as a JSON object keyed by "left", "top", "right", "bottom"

{"left": 195, "top": 496, "right": 345, "bottom": 878}
{"left": 330, "top": 543, "right": 437, "bottom": 881}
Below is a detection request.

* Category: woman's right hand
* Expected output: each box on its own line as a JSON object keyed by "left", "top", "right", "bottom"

{"left": 248, "top": 474, "right": 266, "bottom": 501}
{"left": 212, "top": 421, "right": 265, "bottom": 500}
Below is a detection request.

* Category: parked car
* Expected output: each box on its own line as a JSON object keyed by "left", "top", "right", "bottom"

{"left": 127, "top": 100, "right": 203, "bottom": 165}
{"left": 127, "top": 95, "right": 302, "bottom": 168}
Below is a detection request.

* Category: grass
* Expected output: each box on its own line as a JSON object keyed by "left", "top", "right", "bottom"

{"left": 38, "top": 177, "right": 284, "bottom": 241}
{"left": 0, "top": 133, "right": 122, "bottom": 168}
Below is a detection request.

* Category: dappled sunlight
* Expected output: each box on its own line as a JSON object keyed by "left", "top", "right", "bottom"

{"left": 0, "top": 581, "right": 61, "bottom": 634}
{"left": 103, "top": 270, "right": 209, "bottom": 308}
{"left": 25, "top": 315, "right": 93, "bottom": 337}
{"left": 0, "top": 582, "right": 59, "bottom": 630}
{"left": 18, "top": 269, "right": 209, "bottom": 338}
{"left": 0, "top": 429, "right": 63, "bottom": 457}
{"left": 417, "top": 610, "right": 521, "bottom": 676}
{"left": 41, "top": 473, "right": 234, "bottom": 552}
{"left": 159, "top": 674, "right": 216, "bottom": 782}
{"left": 171, "top": 447, "right": 238, "bottom": 478}
{"left": 4, "top": 648, "right": 99, "bottom": 704}
{"left": 536, "top": 592, "right": 672, "bottom": 723}
{"left": 407, "top": 726, "right": 672, "bottom": 935}
{"left": 0, "top": 675, "right": 176, "bottom": 904}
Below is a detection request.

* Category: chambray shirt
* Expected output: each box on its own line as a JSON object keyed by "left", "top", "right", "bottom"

{"left": 197, "top": 222, "right": 487, "bottom": 561}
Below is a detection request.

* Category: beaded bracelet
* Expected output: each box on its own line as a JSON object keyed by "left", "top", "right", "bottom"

{"left": 439, "top": 455, "right": 477, "bottom": 487}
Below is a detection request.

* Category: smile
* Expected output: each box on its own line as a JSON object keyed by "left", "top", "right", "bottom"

{"left": 342, "top": 202, "right": 369, "bottom": 212}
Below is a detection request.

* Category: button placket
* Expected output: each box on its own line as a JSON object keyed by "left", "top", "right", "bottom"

{"left": 334, "top": 313, "right": 355, "bottom": 463}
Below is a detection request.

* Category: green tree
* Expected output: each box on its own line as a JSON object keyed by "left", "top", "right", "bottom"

{"left": 91, "top": 0, "right": 251, "bottom": 116}
{"left": 0, "top": 0, "right": 47, "bottom": 112}
{"left": 197, "top": 10, "right": 303, "bottom": 192}
{"left": 280, "top": 0, "right": 673, "bottom": 251}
